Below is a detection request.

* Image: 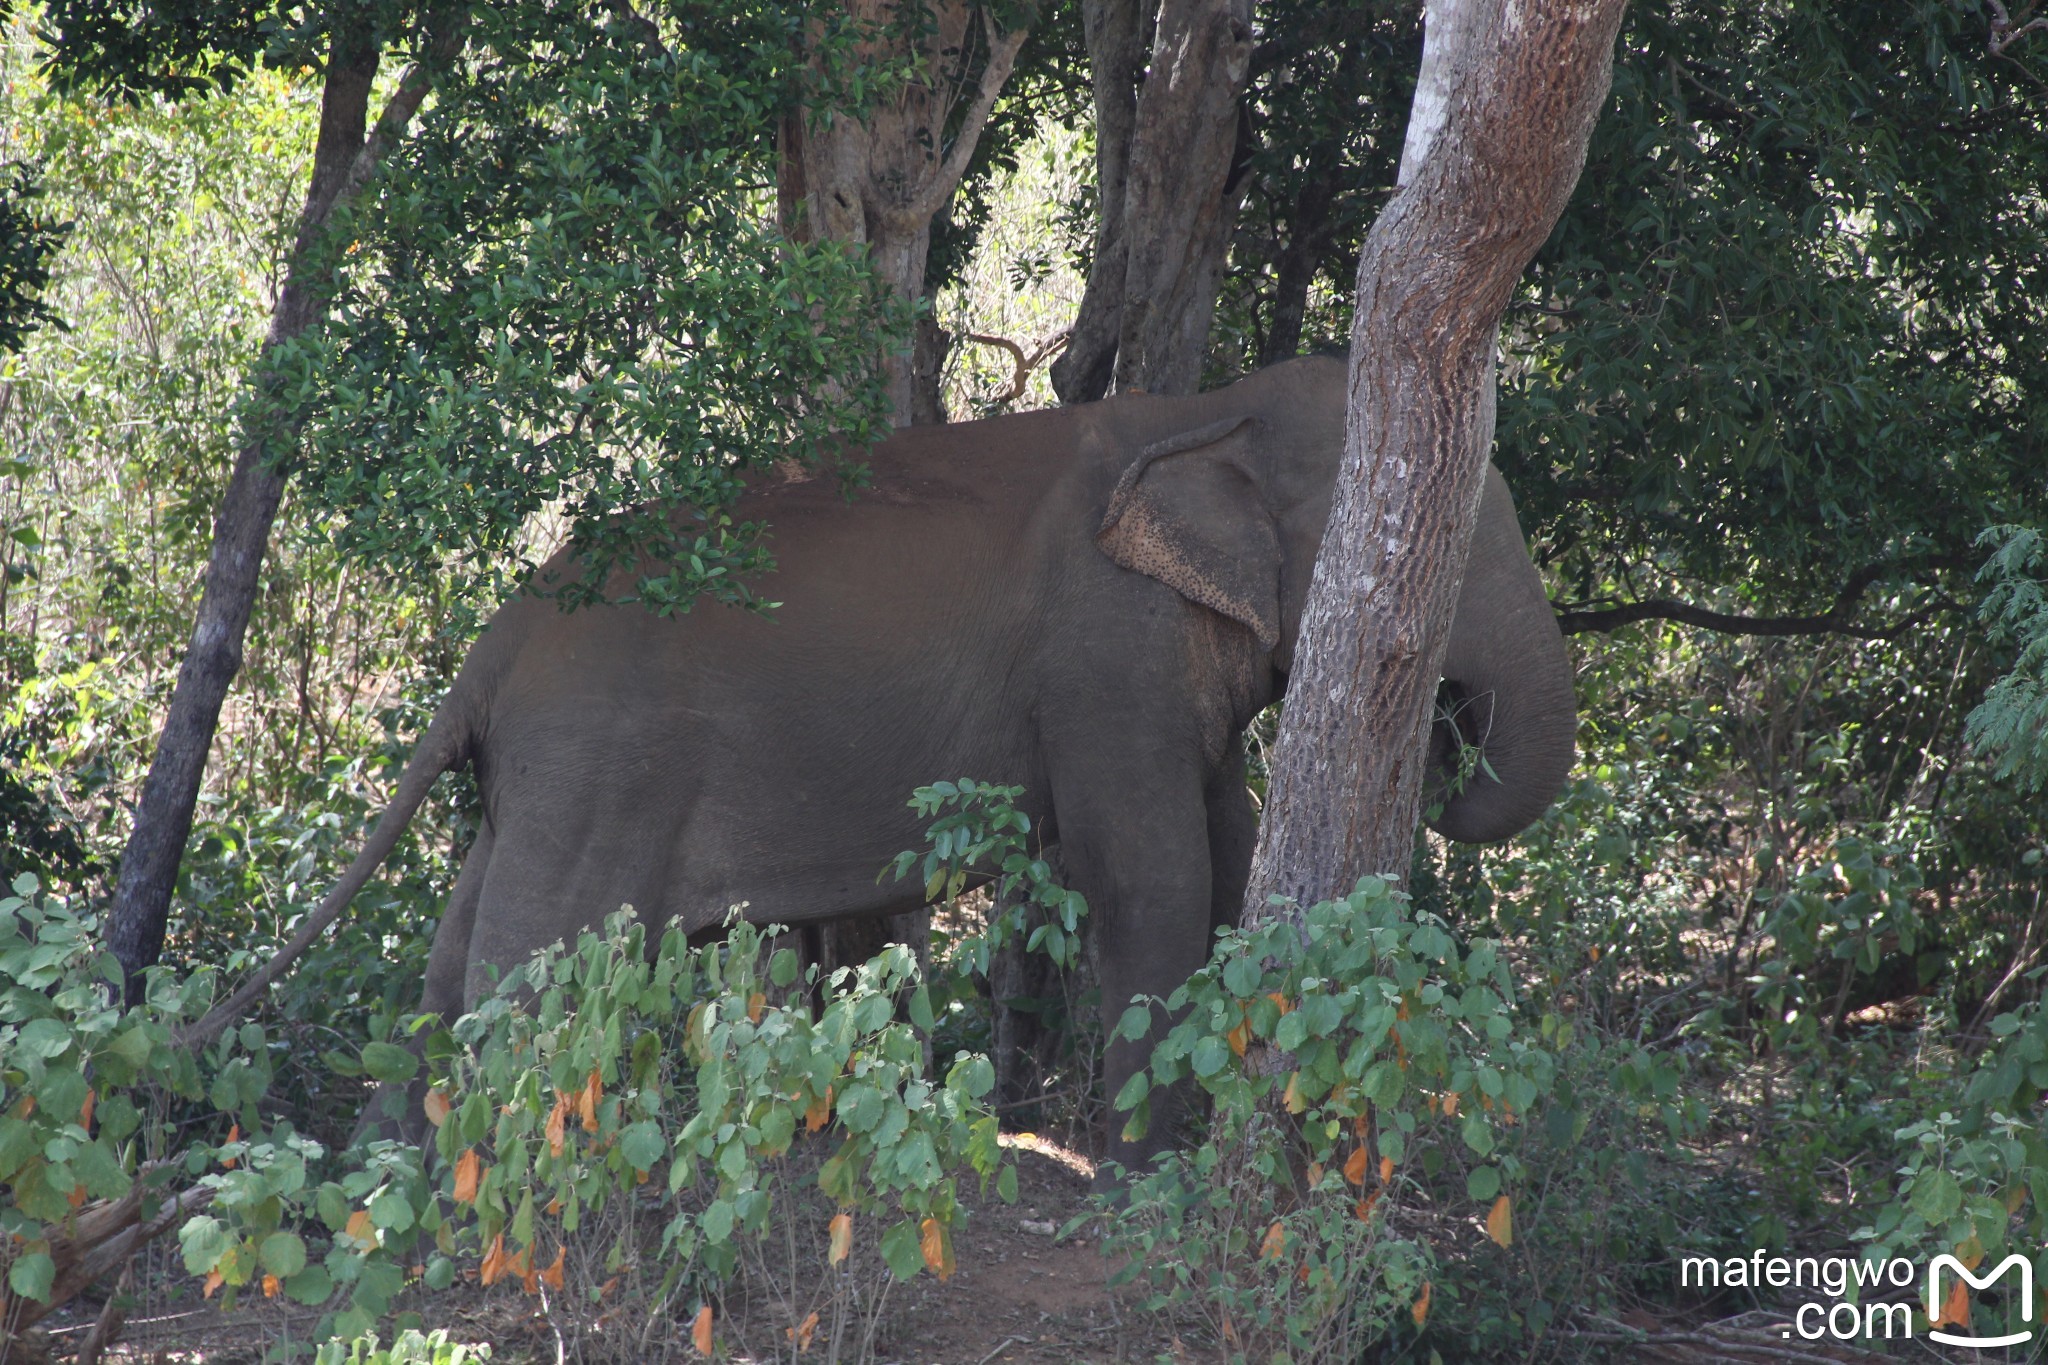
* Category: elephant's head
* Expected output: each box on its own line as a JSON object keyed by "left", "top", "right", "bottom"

{"left": 1094, "top": 361, "right": 1576, "bottom": 844}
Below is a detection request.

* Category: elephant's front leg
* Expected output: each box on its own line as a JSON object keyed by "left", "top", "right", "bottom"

{"left": 1052, "top": 767, "right": 1216, "bottom": 1184}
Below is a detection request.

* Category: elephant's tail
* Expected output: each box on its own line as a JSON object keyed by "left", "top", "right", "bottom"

{"left": 178, "top": 700, "right": 473, "bottom": 1050}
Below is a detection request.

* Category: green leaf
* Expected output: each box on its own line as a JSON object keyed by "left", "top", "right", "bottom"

{"left": 1467, "top": 1166, "right": 1501, "bottom": 1202}
{"left": 1911, "top": 1168, "right": 1962, "bottom": 1225}
{"left": 880, "top": 1219, "right": 924, "bottom": 1280}
{"left": 7, "top": 1250, "right": 54, "bottom": 1302}
{"left": 359, "top": 1042, "right": 419, "bottom": 1084}
{"left": 259, "top": 1231, "right": 308, "bottom": 1278}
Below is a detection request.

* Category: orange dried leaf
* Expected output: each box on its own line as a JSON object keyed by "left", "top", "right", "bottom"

{"left": 791, "top": 1309, "right": 820, "bottom": 1352}
{"left": 1935, "top": 1276, "right": 1970, "bottom": 1330}
{"left": 66, "top": 1183, "right": 87, "bottom": 1209}
{"left": 1259, "top": 1221, "right": 1286, "bottom": 1260}
{"left": 1354, "top": 1191, "right": 1381, "bottom": 1222}
{"left": 540, "top": 1244, "right": 566, "bottom": 1290}
{"left": 1412, "top": 1280, "right": 1432, "bottom": 1327}
{"left": 1267, "top": 992, "right": 1294, "bottom": 1015}
{"left": 80, "top": 1089, "right": 95, "bottom": 1128}
{"left": 1441, "top": 1091, "right": 1459, "bottom": 1117}
{"left": 480, "top": 1233, "right": 507, "bottom": 1286}
{"left": 423, "top": 1088, "right": 453, "bottom": 1128}
{"left": 513, "top": 1243, "right": 537, "bottom": 1295}
{"left": 747, "top": 991, "right": 766, "bottom": 1023}
{"left": 692, "top": 1304, "right": 714, "bottom": 1354}
{"left": 829, "top": 1212, "right": 853, "bottom": 1265}
{"left": 1486, "top": 1195, "right": 1513, "bottom": 1248}
{"left": 345, "top": 1210, "right": 374, "bottom": 1245}
{"left": 203, "top": 1271, "right": 224, "bottom": 1299}
{"left": 545, "top": 1196, "right": 563, "bottom": 1216}
{"left": 1378, "top": 1154, "right": 1394, "bottom": 1185}
{"left": 1227, "top": 1018, "right": 1250, "bottom": 1058}
{"left": 919, "top": 1217, "right": 955, "bottom": 1281}
{"left": 453, "top": 1148, "right": 482, "bottom": 1204}
{"left": 1344, "top": 1147, "right": 1369, "bottom": 1186}
{"left": 261, "top": 1274, "right": 280, "bottom": 1299}
{"left": 546, "top": 1091, "right": 570, "bottom": 1156}
{"left": 580, "top": 1068, "right": 602, "bottom": 1133}
{"left": 805, "top": 1085, "right": 834, "bottom": 1133}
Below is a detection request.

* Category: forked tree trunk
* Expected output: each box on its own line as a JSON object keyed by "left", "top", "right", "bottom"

{"left": 1242, "top": 0, "right": 1625, "bottom": 917}
{"left": 1051, "top": 0, "right": 1254, "bottom": 402}
{"left": 778, "top": 0, "right": 1029, "bottom": 426}
{"left": 104, "top": 21, "right": 461, "bottom": 997}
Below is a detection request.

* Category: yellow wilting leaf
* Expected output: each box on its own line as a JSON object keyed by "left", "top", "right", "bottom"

{"left": 203, "top": 1271, "right": 224, "bottom": 1299}
{"left": 546, "top": 1091, "right": 571, "bottom": 1156}
{"left": 788, "top": 1310, "right": 821, "bottom": 1353}
{"left": 453, "top": 1148, "right": 482, "bottom": 1204}
{"left": 1227, "top": 1017, "right": 1250, "bottom": 1058}
{"left": 580, "top": 1068, "right": 602, "bottom": 1133}
{"left": 1259, "top": 1221, "right": 1287, "bottom": 1260}
{"left": 540, "top": 1244, "right": 566, "bottom": 1290}
{"left": 920, "top": 1217, "right": 955, "bottom": 1281}
{"left": 806, "top": 1085, "right": 834, "bottom": 1133}
{"left": 828, "top": 1212, "right": 853, "bottom": 1265}
{"left": 423, "top": 1088, "right": 453, "bottom": 1127}
{"left": 1412, "top": 1280, "right": 1432, "bottom": 1328}
{"left": 692, "top": 1304, "right": 715, "bottom": 1355}
{"left": 261, "top": 1274, "right": 280, "bottom": 1299}
{"left": 1440, "top": 1091, "right": 1459, "bottom": 1118}
{"left": 1283, "top": 1072, "right": 1306, "bottom": 1114}
{"left": 1305, "top": 1161, "right": 1324, "bottom": 1187}
{"left": 2007, "top": 1183, "right": 2029, "bottom": 1215}
{"left": 1956, "top": 1235, "right": 1985, "bottom": 1271}
{"left": 1379, "top": 1154, "right": 1394, "bottom": 1185}
{"left": 1344, "top": 1146, "right": 1370, "bottom": 1187}
{"left": 1935, "top": 1276, "right": 1970, "bottom": 1331}
{"left": 1486, "top": 1195, "right": 1514, "bottom": 1248}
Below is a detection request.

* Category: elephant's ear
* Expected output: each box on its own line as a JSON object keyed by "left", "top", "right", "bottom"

{"left": 1096, "top": 416, "right": 1281, "bottom": 650}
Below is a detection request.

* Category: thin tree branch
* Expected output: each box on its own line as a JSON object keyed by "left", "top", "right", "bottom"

{"left": 1555, "top": 557, "right": 1971, "bottom": 639}
{"left": 890, "top": 14, "right": 1030, "bottom": 231}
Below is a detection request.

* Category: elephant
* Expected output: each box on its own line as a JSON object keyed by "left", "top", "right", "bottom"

{"left": 300, "top": 355, "right": 1576, "bottom": 1170}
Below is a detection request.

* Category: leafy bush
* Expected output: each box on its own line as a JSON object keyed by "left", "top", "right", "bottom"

{"left": 1098, "top": 878, "right": 1557, "bottom": 1360}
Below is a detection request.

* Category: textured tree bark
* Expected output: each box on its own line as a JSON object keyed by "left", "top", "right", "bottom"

{"left": 1048, "top": 0, "right": 1146, "bottom": 403}
{"left": 104, "top": 21, "right": 461, "bottom": 996}
{"left": 1054, "top": 0, "right": 1253, "bottom": 402}
{"left": 779, "top": 1, "right": 1029, "bottom": 425}
{"left": 1242, "top": 0, "right": 1625, "bottom": 918}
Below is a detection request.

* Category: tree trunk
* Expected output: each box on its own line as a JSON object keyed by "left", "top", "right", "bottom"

{"left": 1048, "top": 0, "right": 1147, "bottom": 404}
{"left": 779, "top": 1, "right": 1029, "bottom": 426}
{"left": 1053, "top": 0, "right": 1253, "bottom": 402}
{"left": 1242, "top": 0, "right": 1625, "bottom": 917}
{"left": 103, "top": 23, "right": 460, "bottom": 996}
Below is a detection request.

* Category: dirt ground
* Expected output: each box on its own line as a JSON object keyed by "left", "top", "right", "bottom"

{"left": 29, "top": 1132, "right": 1187, "bottom": 1365}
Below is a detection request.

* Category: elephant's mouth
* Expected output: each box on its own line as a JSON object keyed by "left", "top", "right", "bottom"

{"left": 1427, "top": 678, "right": 1497, "bottom": 808}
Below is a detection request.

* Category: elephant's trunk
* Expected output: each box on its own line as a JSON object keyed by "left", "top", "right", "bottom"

{"left": 1424, "top": 467, "right": 1577, "bottom": 844}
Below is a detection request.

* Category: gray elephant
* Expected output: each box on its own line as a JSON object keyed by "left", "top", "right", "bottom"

{"left": 299, "top": 355, "right": 1575, "bottom": 1167}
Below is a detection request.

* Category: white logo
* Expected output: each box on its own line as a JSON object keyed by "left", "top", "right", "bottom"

{"left": 1928, "top": 1253, "right": 2035, "bottom": 1349}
